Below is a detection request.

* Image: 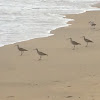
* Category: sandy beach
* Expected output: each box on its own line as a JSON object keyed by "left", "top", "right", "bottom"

{"left": 0, "top": 5, "right": 100, "bottom": 100}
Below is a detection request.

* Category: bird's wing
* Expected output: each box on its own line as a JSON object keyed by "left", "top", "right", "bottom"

{"left": 86, "top": 39, "right": 93, "bottom": 42}
{"left": 73, "top": 41, "right": 80, "bottom": 45}
{"left": 21, "top": 48, "right": 28, "bottom": 51}
{"left": 40, "top": 51, "right": 47, "bottom": 55}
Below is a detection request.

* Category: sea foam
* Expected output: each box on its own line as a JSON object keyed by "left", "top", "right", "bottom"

{"left": 0, "top": 0, "right": 100, "bottom": 47}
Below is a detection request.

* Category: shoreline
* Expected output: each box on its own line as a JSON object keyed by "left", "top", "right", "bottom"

{"left": 0, "top": 4, "right": 100, "bottom": 100}
{"left": 0, "top": 2, "right": 99, "bottom": 48}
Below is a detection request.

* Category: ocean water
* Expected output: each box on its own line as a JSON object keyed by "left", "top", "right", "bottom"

{"left": 0, "top": 0, "right": 100, "bottom": 47}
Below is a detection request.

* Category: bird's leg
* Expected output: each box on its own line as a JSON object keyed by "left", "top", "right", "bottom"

{"left": 91, "top": 26, "right": 94, "bottom": 30}
{"left": 72, "top": 45, "right": 75, "bottom": 50}
{"left": 86, "top": 42, "right": 88, "bottom": 47}
{"left": 20, "top": 51, "right": 22, "bottom": 56}
{"left": 39, "top": 56, "right": 42, "bottom": 61}
{"left": 93, "top": 26, "right": 95, "bottom": 29}
{"left": 90, "top": 26, "right": 93, "bottom": 30}
{"left": 20, "top": 51, "right": 24, "bottom": 56}
{"left": 92, "top": 25, "right": 95, "bottom": 29}
{"left": 22, "top": 51, "right": 24, "bottom": 55}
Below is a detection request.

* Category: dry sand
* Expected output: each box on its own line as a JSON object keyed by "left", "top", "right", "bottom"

{"left": 0, "top": 7, "right": 100, "bottom": 100}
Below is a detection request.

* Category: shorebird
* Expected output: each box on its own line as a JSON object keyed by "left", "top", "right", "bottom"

{"left": 67, "top": 38, "right": 81, "bottom": 50}
{"left": 34, "top": 48, "right": 48, "bottom": 60}
{"left": 15, "top": 45, "right": 28, "bottom": 56}
{"left": 89, "top": 21, "right": 96, "bottom": 29}
{"left": 81, "top": 36, "right": 93, "bottom": 47}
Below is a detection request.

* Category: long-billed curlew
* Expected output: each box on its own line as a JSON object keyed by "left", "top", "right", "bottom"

{"left": 89, "top": 21, "right": 96, "bottom": 29}
{"left": 81, "top": 36, "right": 93, "bottom": 47}
{"left": 34, "top": 48, "right": 48, "bottom": 60}
{"left": 15, "top": 45, "right": 28, "bottom": 56}
{"left": 67, "top": 38, "right": 81, "bottom": 50}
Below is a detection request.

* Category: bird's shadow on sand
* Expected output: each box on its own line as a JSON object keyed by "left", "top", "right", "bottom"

{"left": 33, "top": 58, "right": 48, "bottom": 62}
{"left": 90, "top": 28, "right": 100, "bottom": 31}
{"left": 7, "top": 96, "right": 15, "bottom": 98}
{"left": 95, "top": 28, "right": 100, "bottom": 31}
